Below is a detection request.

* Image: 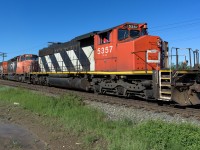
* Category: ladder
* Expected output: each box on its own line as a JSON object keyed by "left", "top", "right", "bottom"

{"left": 158, "top": 70, "right": 172, "bottom": 100}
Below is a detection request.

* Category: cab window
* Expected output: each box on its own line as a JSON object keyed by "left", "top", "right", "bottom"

{"left": 130, "top": 30, "right": 140, "bottom": 38}
{"left": 99, "top": 32, "right": 110, "bottom": 44}
{"left": 141, "top": 28, "right": 148, "bottom": 36}
{"left": 21, "top": 56, "right": 25, "bottom": 61}
{"left": 26, "top": 56, "right": 30, "bottom": 60}
{"left": 26, "top": 56, "right": 38, "bottom": 61}
{"left": 118, "top": 29, "right": 128, "bottom": 40}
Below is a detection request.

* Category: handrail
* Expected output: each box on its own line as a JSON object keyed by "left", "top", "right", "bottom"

{"left": 170, "top": 47, "right": 196, "bottom": 70}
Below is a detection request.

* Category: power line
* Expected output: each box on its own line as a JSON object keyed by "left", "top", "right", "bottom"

{"left": 147, "top": 18, "right": 200, "bottom": 43}
{"left": 150, "top": 18, "right": 200, "bottom": 29}
{"left": 168, "top": 35, "right": 200, "bottom": 42}
{"left": 150, "top": 20, "right": 200, "bottom": 33}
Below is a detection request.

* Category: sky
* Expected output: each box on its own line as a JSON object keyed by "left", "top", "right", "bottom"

{"left": 1, "top": 0, "right": 200, "bottom": 62}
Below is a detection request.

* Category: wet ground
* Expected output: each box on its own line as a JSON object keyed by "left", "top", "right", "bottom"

{"left": 0, "top": 119, "right": 46, "bottom": 150}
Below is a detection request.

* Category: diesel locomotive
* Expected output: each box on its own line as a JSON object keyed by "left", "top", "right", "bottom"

{"left": 1, "top": 22, "right": 200, "bottom": 106}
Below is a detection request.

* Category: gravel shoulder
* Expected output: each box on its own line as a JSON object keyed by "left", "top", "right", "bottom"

{"left": 85, "top": 100, "right": 200, "bottom": 125}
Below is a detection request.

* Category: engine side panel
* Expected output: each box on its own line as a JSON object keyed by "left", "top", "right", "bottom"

{"left": 38, "top": 33, "right": 96, "bottom": 73}
{"left": 39, "top": 45, "right": 95, "bottom": 73}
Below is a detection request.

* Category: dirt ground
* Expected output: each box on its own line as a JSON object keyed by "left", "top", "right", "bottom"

{"left": 0, "top": 102, "right": 83, "bottom": 150}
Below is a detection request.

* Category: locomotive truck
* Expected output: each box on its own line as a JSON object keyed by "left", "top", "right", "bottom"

{"left": 1, "top": 22, "right": 200, "bottom": 106}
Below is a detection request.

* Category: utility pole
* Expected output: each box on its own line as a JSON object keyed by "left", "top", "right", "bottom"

{"left": 0, "top": 52, "right": 7, "bottom": 62}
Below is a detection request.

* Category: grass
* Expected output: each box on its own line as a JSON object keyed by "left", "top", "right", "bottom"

{"left": 1, "top": 86, "right": 200, "bottom": 149}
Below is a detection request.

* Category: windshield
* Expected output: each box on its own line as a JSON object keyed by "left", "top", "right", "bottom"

{"left": 26, "top": 56, "right": 38, "bottom": 61}
{"left": 118, "top": 29, "right": 129, "bottom": 40}
{"left": 118, "top": 29, "right": 141, "bottom": 41}
{"left": 130, "top": 30, "right": 140, "bottom": 38}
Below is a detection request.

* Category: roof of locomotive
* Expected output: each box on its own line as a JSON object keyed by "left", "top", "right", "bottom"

{"left": 7, "top": 54, "right": 38, "bottom": 62}
{"left": 20, "top": 54, "right": 38, "bottom": 57}
{"left": 73, "top": 31, "right": 98, "bottom": 41}
{"left": 45, "top": 31, "right": 98, "bottom": 48}
{"left": 71, "top": 22, "right": 146, "bottom": 39}
{"left": 39, "top": 31, "right": 98, "bottom": 56}
{"left": 38, "top": 22, "right": 147, "bottom": 57}
{"left": 97, "top": 22, "right": 147, "bottom": 34}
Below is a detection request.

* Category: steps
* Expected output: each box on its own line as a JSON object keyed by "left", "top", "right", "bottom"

{"left": 159, "top": 70, "right": 171, "bottom": 100}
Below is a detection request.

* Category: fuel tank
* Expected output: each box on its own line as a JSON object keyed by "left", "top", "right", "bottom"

{"left": 48, "top": 77, "right": 90, "bottom": 91}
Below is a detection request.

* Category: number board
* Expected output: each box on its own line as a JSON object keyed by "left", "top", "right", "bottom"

{"left": 124, "top": 24, "right": 138, "bottom": 29}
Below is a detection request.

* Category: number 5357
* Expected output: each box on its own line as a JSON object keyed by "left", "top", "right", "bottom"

{"left": 97, "top": 46, "right": 113, "bottom": 55}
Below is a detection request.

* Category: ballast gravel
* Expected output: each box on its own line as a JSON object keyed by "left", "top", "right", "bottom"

{"left": 85, "top": 100, "right": 200, "bottom": 125}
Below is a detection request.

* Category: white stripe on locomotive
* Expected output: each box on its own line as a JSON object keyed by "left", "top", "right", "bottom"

{"left": 82, "top": 46, "right": 95, "bottom": 71}
{"left": 66, "top": 50, "right": 83, "bottom": 71}
{"left": 54, "top": 53, "right": 68, "bottom": 71}
{"left": 38, "top": 57, "right": 45, "bottom": 72}
{"left": 45, "top": 55, "right": 55, "bottom": 72}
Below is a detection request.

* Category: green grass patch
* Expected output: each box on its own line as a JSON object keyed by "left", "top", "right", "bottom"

{"left": 0, "top": 86, "right": 200, "bottom": 150}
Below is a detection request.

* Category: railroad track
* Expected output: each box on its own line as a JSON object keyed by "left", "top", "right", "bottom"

{"left": 1, "top": 79, "right": 200, "bottom": 120}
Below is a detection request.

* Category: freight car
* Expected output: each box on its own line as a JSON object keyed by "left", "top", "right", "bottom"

{"left": 1, "top": 22, "right": 200, "bottom": 106}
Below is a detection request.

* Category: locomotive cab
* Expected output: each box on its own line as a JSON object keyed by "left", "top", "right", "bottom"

{"left": 117, "top": 23, "right": 148, "bottom": 41}
{"left": 94, "top": 22, "right": 161, "bottom": 72}
{"left": 16, "top": 54, "right": 38, "bottom": 74}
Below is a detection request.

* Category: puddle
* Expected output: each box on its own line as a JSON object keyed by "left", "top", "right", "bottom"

{"left": 0, "top": 121, "right": 46, "bottom": 150}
